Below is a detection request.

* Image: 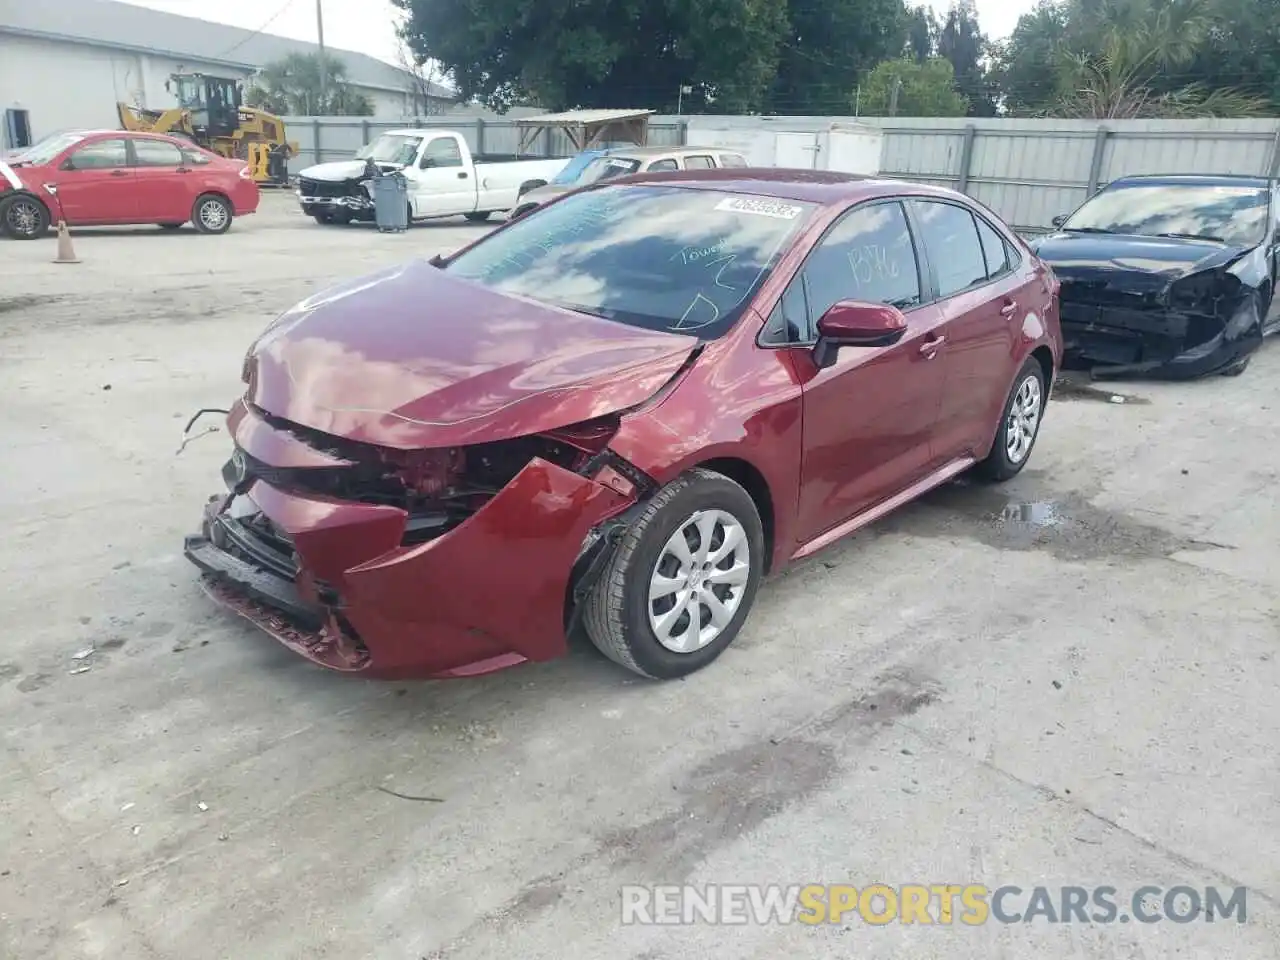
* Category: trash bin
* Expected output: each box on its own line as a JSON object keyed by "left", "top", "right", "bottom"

{"left": 373, "top": 172, "right": 409, "bottom": 233}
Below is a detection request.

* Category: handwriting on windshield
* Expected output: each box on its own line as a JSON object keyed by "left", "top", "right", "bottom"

{"left": 672, "top": 242, "right": 739, "bottom": 291}
{"left": 673, "top": 293, "right": 721, "bottom": 330}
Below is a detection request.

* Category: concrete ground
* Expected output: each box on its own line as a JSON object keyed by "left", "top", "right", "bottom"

{"left": 1, "top": 192, "right": 1278, "bottom": 959}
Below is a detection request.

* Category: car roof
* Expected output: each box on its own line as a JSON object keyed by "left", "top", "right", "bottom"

{"left": 1107, "top": 173, "right": 1271, "bottom": 189}
{"left": 601, "top": 144, "right": 744, "bottom": 160}
{"left": 597, "top": 167, "right": 973, "bottom": 207}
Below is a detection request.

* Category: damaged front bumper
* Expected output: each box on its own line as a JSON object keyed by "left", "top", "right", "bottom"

{"left": 183, "top": 412, "right": 639, "bottom": 679}
{"left": 297, "top": 191, "right": 375, "bottom": 220}
{"left": 1060, "top": 288, "right": 1264, "bottom": 380}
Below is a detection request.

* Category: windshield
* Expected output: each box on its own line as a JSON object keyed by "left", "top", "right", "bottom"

{"left": 1064, "top": 182, "right": 1270, "bottom": 247}
{"left": 552, "top": 150, "right": 607, "bottom": 185}
{"left": 443, "top": 184, "right": 813, "bottom": 338}
{"left": 579, "top": 155, "right": 642, "bottom": 184}
{"left": 12, "top": 132, "right": 85, "bottom": 166}
{"left": 355, "top": 134, "right": 423, "bottom": 165}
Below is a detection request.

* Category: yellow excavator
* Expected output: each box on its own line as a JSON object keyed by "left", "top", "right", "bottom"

{"left": 118, "top": 73, "right": 298, "bottom": 185}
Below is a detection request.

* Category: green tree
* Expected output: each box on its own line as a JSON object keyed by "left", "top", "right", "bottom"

{"left": 393, "top": 0, "right": 788, "bottom": 114}
{"left": 905, "top": 5, "right": 939, "bottom": 61}
{"left": 768, "top": 0, "right": 910, "bottom": 113}
{"left": 995, "top": 0, "right": 1071, "bottom": 114}
{"left": 859, "top": 57, "right": 969, "bottom": 115}
{"left": 938, "top": 0, "right": 998, "bottom": 115}
{"left": 998, "top": 0, "right": 1267, "bottom": 117}
{"left": 245, "top": 53, "right": 373, "bottom": 116}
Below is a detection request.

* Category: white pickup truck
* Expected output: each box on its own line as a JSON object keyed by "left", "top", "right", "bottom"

{"left": 295, "top": 129, "right": 570, "bottom": 225}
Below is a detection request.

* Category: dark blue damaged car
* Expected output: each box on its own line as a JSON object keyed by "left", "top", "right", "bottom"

{"left": 1030, "top": 174, "right": 1280, "bottom": 379}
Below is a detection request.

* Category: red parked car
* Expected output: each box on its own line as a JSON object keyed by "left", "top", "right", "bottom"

{"left": 0, "top": 130, "right": 259, "bottom": 239}
{"left": 184, "top": 170, "right": 1061, "bottom": 680}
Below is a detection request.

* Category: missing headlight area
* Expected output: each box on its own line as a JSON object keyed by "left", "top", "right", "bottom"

{"left": 238, "top": 405, "right": 626, "bottom": 545}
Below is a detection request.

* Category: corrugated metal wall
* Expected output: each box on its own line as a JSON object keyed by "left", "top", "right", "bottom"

{"left": 283, "top": 114, "right": 1280, "bottom": 232}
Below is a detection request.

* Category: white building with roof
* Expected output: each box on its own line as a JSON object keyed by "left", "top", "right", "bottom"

{"left": 0, "top": 0, "right": 457, "bottom": 146}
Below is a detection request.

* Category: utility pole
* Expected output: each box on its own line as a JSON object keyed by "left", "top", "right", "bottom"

{"left": 316, "top": 0, "right": 328, "bottom": 114}
{"left": 677, "top": 84, "right": 691, "bottom": 115}
{"left": 888, "top": 76, "right": 902, "bottom": 117}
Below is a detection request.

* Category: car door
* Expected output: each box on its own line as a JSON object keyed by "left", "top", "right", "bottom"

{"left": 54, "top": 137, "right": 137, "bottom": 224}
{"left": 784, "top": 199, "right": 949, "bottom": 544}
{"left": 409, "top": 135, "right": 475, "bottom": 218}
{"left": 908, "top": 199, "right": 1028, "bottom": 461}
{"left": 130, "top": 137, "right": 194, "bottom": 222}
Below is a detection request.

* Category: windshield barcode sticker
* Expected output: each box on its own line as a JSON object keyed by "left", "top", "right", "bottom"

{"left": 715, "top": 197, "right": 803, "bottom": 219}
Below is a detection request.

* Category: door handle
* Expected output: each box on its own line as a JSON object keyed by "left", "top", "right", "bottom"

{"left": 1000, "top": 299, "right": 1018, "bottom": 317}
{"left": 110, "top": 169, "right": 128, "bottom": 177}
{"left": 919, "top": 335, "right": 946, "bottom": 357}
{"left": 457, "top": 171, "right": 468, "bottom": 179}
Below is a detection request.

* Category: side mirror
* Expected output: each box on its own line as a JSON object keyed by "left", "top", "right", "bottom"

{"left": 813, "top": 300, "right": 908, "bottom": 368}
{"left": 1051, "top": 214, "right": 1067, "bottom": 228}
{"left": 419, "top": 156, "right": 434, "bottom": 169}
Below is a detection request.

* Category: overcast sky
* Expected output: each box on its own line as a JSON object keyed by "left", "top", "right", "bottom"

{"left": 121, "top": 0, "right": 1037, "bottom": 68}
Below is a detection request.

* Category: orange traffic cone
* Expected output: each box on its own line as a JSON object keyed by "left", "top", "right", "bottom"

{"left": 53, "top": 220, "right": 80, "bottom": 264}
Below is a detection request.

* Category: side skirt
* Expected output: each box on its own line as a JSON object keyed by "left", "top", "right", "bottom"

{"left": 789, "top": 457, "right": 977, "bottom": 562}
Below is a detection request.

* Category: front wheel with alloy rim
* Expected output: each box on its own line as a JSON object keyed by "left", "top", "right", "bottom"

{"left": 1, "top": 195, "right": 51, "bottom": 240}
{"left": 976, "top": 357, "right": 1046, "bottom": 482}
{"left": 191, "top": 194, "right": 233, "bottom": 235}
{"left": 583, "top": 468, "right": 764, "bottom": 679}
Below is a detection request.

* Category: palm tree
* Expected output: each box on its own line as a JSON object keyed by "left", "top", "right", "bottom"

{"left": 245, "top": 53, "right": 374, "bottom": 116}
{"left": 1051, "top": 0, "right": 1266, "bottom": 117}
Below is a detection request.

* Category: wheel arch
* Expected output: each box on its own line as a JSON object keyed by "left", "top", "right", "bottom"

{"left": 691, "top": 456, "right": 777, "bottom": 575}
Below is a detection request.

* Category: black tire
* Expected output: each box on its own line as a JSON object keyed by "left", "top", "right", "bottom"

{"left": 191, "top": 194, "right": 233, "bottom": 235}
{"left": 511, "top": 204, "right": 537, "bottom": 220}
{"left": 159, "top": 223, "right": 183, "bottom": 230}
{"left": 976, "top": 357, "right": 1046, "bottom": 482}
{"left": 1, "top": 194, "right": 51, "bottom": 240}
{"left": 584, "top": 468, "right": 764, "bottom": 679}
{"left": 313, "top": 213, "right": 335, "bottom": 225}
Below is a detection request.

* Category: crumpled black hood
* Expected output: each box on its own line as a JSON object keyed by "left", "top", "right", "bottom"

{"left": 1031, "top": 232, "right": 1250, "bottom": 295}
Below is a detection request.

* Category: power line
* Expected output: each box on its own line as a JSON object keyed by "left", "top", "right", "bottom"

{"left": 214, "top": 0, "right": 299, "bottom": 58}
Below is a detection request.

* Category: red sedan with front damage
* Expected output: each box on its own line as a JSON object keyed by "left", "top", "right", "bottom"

{"left": 184, "top": 169, "right": 1062, "bottom": 680}
{"left": 0, "top": 130, "right": 258, "bottom": 238}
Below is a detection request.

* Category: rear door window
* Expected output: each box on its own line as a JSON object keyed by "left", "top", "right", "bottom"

{"left": 974, "top": 215, "right": 1011, "bottom": 279}
{"left": 719, "top": 153, "right": 748, "bottom": 167}
{"left": 911, "top": 200, "right": 987, "bottom": 297}
{"left": 132, "top": 139, "right": 184, "bottom": 168}
{"left": 683, "top": 155, "right": 715, "bottom": 169}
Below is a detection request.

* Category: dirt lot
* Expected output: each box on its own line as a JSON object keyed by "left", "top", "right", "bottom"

{"left": 2, "top": 191, "right": 1279, "bottom": 959}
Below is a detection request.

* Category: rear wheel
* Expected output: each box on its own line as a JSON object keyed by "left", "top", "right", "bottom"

{"left": 464, "top": 211, "right": 491, "bottom": 223}
{"left": 584, "top": 468, "right": 764, "bottom": 679}
{"left": 976, "top": 357, "right": 1046, "bottom": 482}
{"left": 191, "top": 194, "right": 232, "bottom": 235}
{"left": 1, "top": 194, "right": 51, "bottom": 240}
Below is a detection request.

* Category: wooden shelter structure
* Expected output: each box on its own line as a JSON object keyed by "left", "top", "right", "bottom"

{"left": 515, "top": 109, "right": 654, "bottom": 154}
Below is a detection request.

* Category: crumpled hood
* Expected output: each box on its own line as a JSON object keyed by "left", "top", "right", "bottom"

{"left": 1032, "top": 232, "right": 1249, "bottom": 297}
{"left": 246, "top": 260, "right": 698, "bottom": 449}
{"left": 298, "top": 159, "right": 393, "bottom": 183}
